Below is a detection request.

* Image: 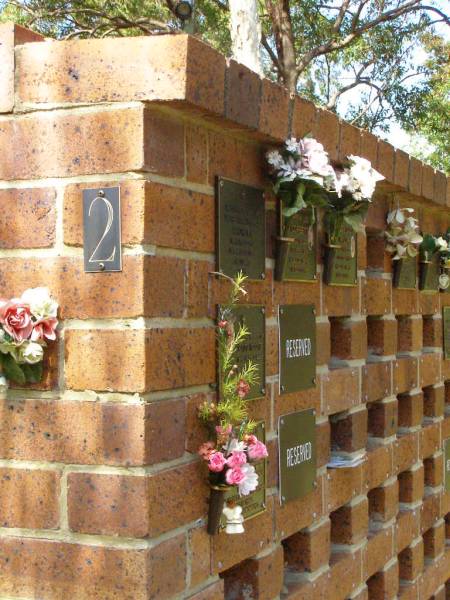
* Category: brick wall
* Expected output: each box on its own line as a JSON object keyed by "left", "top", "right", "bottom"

{"left": 0, "top": 21, "right": 449, "bottom": 600}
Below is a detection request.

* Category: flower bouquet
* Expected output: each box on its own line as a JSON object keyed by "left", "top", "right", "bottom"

{"left": 437, "top": 229, "right": 450, "bottom": 290}
{"left": 198, "top": 272, "right": 268, "bottom": 535}
{"left": 419, "top": 233, "right": 448, "bottom": 291}
{"left": 0, "top": 287, "right": 58, "bottom": 387}
{"left": 385, "top": 207, "right": 422, "bottom": 288}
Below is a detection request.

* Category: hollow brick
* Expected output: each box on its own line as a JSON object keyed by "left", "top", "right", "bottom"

{"left": 424, "top": 384, "right": 445, "bottom": 419}
{"left": 362, "top": 362, "right": 391, "bottom": 403}
{"left": 424, "top": 453, "right": 444, "bottom": 488}
{"left": 367, "top": 560, "right": 399, "bottom": 600}
{"left": 283, "top": 518, "right": 330, "bottom": 572}
{"left": 363, "top": 278, "right": 391, "bottom": 316}
{"left": 330, "top": 408, "right": 368, "bottom": 452}
{"left": 331, "top": 497, "right": 368, "bottom": 545}
{"left": 397, "top": 316, "right": 423, "bottom": 353}
{"left": 368, "top": 398, "right": 398, "bottom": 438}
{"left": 398, "top": 538, "right": 424, "bottom": 581}
{"left": 330, "top": 318, "right": 367, "bottom": 360}
{"left": 423, "top": 521, "right": 446, "bottom": 559}
{"left": 398, "top": 391, "right": 424, "bottom": 429}
{"left": 398, "top": 465, "right": 424, "bottom": 504}
{"left": 369, "top": 479, "right": 399, "bottom": 523}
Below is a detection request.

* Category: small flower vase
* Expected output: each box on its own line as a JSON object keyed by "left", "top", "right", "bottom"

{"left": 222, "top": 500, "right": 244, "bottom": 535}
{"left": 419, "top": 254, "right": 439, "bottom": 292}
{"left": 207, "top": 484, "right": 230, "bottom": 536}
{"left": 274, "top": 235, "right": 295, "bottom": 281}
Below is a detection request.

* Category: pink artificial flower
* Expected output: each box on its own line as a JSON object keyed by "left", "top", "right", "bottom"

{"left": 0, "top": 300, "right": 33, "bottom": 342}
{"left": 226, "top": 450, "right": 247, "bottom": 468}
{"left": 198, "top": 441, "right": 215, "bottom": 460}
{"left": 218, "top": 320, "right": 228, "bottom": 329}
{"left": 215, "top": 424, "right": 232, "bottom": 436}
{"left": 208, "top": 451, "right": 227, "bottom": 473}
{"left": 31, "top": 318, "right": 58, "bottom": 342}
{"left": 245, "top": 434, "right": 257, "bottom": 445}
{"left": 247, "top": 440, "right": 268, "bottom": 461}
{"left": 225, "top": 466, "right": 246, "bottom": 485}
{"left": 236, "top": 379, "right": 250, "bottom": 399}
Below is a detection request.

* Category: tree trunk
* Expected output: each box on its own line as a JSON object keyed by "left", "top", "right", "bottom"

{"left": 265, "top": 0, "right": 297, "bottom": 94}
{"left": 229, "top": 0, "right": 263, "bottom": 75}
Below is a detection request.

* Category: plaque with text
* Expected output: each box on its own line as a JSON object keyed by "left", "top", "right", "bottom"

{"left": 419, "top": 255, "right": 440, "bottom": 293}
{"left": 324, "top": 225, "right": 357, "bottom": 286}
{"left": 277, "top": 205, "right": 317, "bottom": 282}
{"left": 278, "top": 409, "right": 316, "bottom": 504}
{"left": 279, "top": 304, "right": 316, "bottom": 394}
{"left": 219, "top": 305, "right": 266, "bottom": 400}
{"left": 217, "top": 177, "right": 265, "bottom": 280}
{"left": 445, "top": 438, "right": 450, "bottom": 492}
{"left": 393, "top": 256, "right": 417, "bottom": 289}
{"left": 443, "top": 307, "right": 450, "bottom": 360}
{"left": 220, "top": 421, "right": 267, "bottom": 528}
{"left": 83, "top": 187, "right": 122, "bottom": 273}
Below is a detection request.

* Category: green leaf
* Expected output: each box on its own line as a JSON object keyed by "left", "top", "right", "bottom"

{"left": 343, "top": 213, "right": 364, "bottom": 232}
{"left": 2, "top": 354, "right": 25, "bottom": 384}
{"left": 22, "top": 362, "right": 43, "bottom": 384}
{"left": 283, "top": 205, "right": 301, "bottom": 218}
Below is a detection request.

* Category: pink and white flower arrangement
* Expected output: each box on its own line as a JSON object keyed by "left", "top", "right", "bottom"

{"left": 0, "top": 287, "right": 58, "bottom": 385}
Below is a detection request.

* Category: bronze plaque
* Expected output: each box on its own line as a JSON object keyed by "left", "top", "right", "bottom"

{"left": 277, "top": 206, "right": 317, "bottom": 282}
{"left": 420, "top": 255, "right": 440, "bottom": 293}
{"left": 220, "top": 421, "right": 266, "bottom": 527}
{"left": 83, "top": 187, "right": 122, "bottom": 273}
{"left": 324, "top": 225, "right": 357, "bottom": 286}
{"left": 278, "top": 409, "right": 316, "bottom": 504}
{"left": 279, "top": 304, "right": 316, "bottom": 394}
{"left": 393, "top": 256, "right": 417, "bottom": 289}
{"left": 443, "top": 307, "right": 450, "bottom": 360}
{"left": 220, "top": 305, "right": 266, "bottom": 400}
{"left": 216, "top": 177, "right": 265, "bottom": 280}
{"left": 445, "top": 438, "right": 450, "bottom": 492}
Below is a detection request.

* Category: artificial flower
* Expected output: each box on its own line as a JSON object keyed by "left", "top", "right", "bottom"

{"left": 0, "top": 375, "right": 8, "bottom": 392}
{"left": 236, "top": 379, "right": 250, "bottom": 399}
{"left": 17, "top": 341, "right": 44, "bottom": 365}
{"left": 31, "top": 318, "right": 58, "bottom": 342}
{"left": 247, "top": 440, "right": 268, "bottom": 461}
{"left": 226, "top": 439, "right": 246, "bottom": 453}
{"left": 0, "top": 300, "right": 33, "bottom": 342}
{"left": 238, "top": 463, "right": 259, "bottom": 496}
{"left": 226, "top": 451, "right": 247, "bottom": 468}
{"left": 198, "top": 441, "right": 215, "bottom": 460}
{"left": 208, "top": 451, "right": 227, "bottom": 473}
{"left": 225, "top": 466, "right": 246, "bottom": 485}
{"left": 21, "top": 287, "right": 58, "bottom": 320}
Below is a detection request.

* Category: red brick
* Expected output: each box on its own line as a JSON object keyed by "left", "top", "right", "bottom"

{"left": 0, "top": 23, "right": 43, "bottom": 113}
{"left": 408, "top": 157, "right": 423, "bottom": 197}
{"left": 323, "top": 367, "right": 359, "bottom": 415}
{"left": 189, "top": 527, "right": 212, "bottom": 588}
{"left": 273, "top": 383, "right": 320, "bottom": 423}
{"left": 327, "top": 465, "right": 363, "bottom": 512}
{"left": 315, "top": 108, "right": 340, "bottom": 161}
{"left": 423, "top": 385, "right": 445, "bottom": 418}
{"left": 423, "top": 521, "right": 446, "bottom": 558}
{"left": 377, "top": 140, "right": 395, "bottom": 182}
{"left": 420, "top": 493, "right": 441, "bottom": 533}
{"left": 223, "top": 545, "right": 284, "bottom": 600}
{"left": 145, "top": 398, "right": 186, "bottom": 465}
{"left": 420, "top": 353, "right": 441, "bottom": 387}
{"left": 396, "top": 509, "right": 421, "bottom": 552}
{"left": 0, "top": 534, "right": 186, "bottom": 599}
{"left": 361, "top": 131, "right": 378, "bottom": 165}
{"left": 284, "top": 518, "right": 330, "bottom": 572}
{"left": 259, "top": 78, "right": 289, "bottom": 140}
{"left": 398, "top": 465, "right": 424, "bottom": 504}
{"left": 398, "top": 391, "right": 424, "bottom": 429}
{"left": 422, "top": 164, "right": 435, "bottom": 200}
{"left": 331, "top": 497, "right": 368, "bottom": 545}
{"left": 398, "top": 538, "right": 424, "bottom": 581}
{"left": 367, "top": 559, "right": 399, "bottom": 599}
{"left": 317, "top": 420, "right": 331, "bottom": 468}
{"left": 366, "top": 235, "right": 391, "bottom": 272}
{"left": 364, "top": 528, "right": 394, "bottom": 578}
{"left": 0, "top": 106, "right": 145, "bottom": 180}
{"left": 364, "top": 445, "right": 393, "bottom": 491}
{"left": 367, "top": 318, "right": 397, "bottom": 357}
{"left": 420, "top": 422, "right": 441, "bottom": 459}
{"left": 144, "top": 108, "right": 185, "bottom": 177}
{"left": 0, "top": 188, "right": 56, "bottom": 248}
{"left": 330, "top": 318, "right": 367, "bottom": 360}
{"left": 323, "top": 283, "right": 359, "bottom": 317}
{"left": 0, "top": 398, "right": 147, "bottom": 466}
{"left": 328, "top": 549, "right": 363, "bottom": 600}
{"left": 0, "top": 467, "right": 60, "bottom": 529}
{"left": 331, "top": 408, "right": 367, "bottom": 452}
{"left": 291, "top": 96, "right": 317, "bottom": 138}
{"left": 225, "top": 59, "right": 261, "bottom": 129}
{"left": 394, "top": 149, "right": 410, "bottom": 189}
{"left": 393, "top": 287, "right": 419, "bottom": 315}
{"left": 434, "top": 171, "right": 448, "bottom": 206}
{"left": 316, "top": 320, "right": 331, "bottom": 365}
{"left": 423, "top": 316, "right": 443, "bottom": 347}
{"left": 339, "top": 120, "right": 361, "bottom": 160}
{"left": 368, "top": 398, "right": 398, "bottom": 438}
{"left": 368, "top": 479, "right": 399, "bottom": 522}
{"left": 393, "top": 357, "right": 419, "bottom": 394}
{"left": 424, "top": 453, "right": 444, "bottom": 488}
{"left": 394, "top": 432, "right": 419, "bottom": 474}
{"left": 362, "top": 362, "right": 391, "bottom": 403}
{"left": 397, "top": 316, "right": 422, "bottom": 352}
{"left": 363, "top": 278, "right": 391, "bottom": 315}
{"left": 187, "top": 580, "right": 224, "bottom": 600}
{"left": 366, "top": 193, "right": 388, "bottom": 231}
{"left": 186, "top": 123, "right": 208, "bottom": 184}
{"left": 275, "top": 477, "right": 323, "bottom": 539}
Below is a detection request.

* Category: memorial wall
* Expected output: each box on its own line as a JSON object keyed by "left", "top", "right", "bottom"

{"left": 0, "top": 22, "right": 449, "bottom": 600}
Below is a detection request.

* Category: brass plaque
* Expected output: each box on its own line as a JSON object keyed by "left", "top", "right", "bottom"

{"left": 220, "top": 421, "right": 266, "bottom": 527}
{"left": 220, "top": 305, "right": 266, "bottom": 400}
{"left": 276, "top": 205, "right": 317, "bottom": 282}
{"left": 216, "top": 177, "right": 265, "bottom": 280}
{"left": 278, "top": 409, "right": 316, "bottom": 504}
{"left": 445, "top": 438, "right": 450, "bottom": 492}
{"left": 279, "top": 304, "right": 316, "bottom": 394}
{"left": 83, "top": 187, "right": 122, "bottom": 273}
{"left": 393, "top": 256, "right": 417, "bottom": 289}
{"left": 443, "top": 307, "right": 450, "bottom": 360}
{"left": 324, "top": 225, "right": 357, "bottom": 286}
{"left": 420, "top": 255, "right": 440, "bottom": 293}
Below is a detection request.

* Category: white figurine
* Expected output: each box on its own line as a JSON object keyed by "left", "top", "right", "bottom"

{"left": 222, "top": 501, "right": 244, "bottom": 534}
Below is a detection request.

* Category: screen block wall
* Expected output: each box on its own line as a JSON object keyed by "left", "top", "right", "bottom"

{"left": 0, "top": 22, "right": 449, "bottom": 600}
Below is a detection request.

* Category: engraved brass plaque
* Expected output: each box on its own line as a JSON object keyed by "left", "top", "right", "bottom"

{"left": 420, "top": 255, "right": 440, "bottom": 293}
{"left": 324, "top": 225, "right": 357, "bottom": 286}
{"left": 443, "top": 307, "right": 450, "bottom": 360}
{"left": 216, "top": 177, "right": 265, "bottom": 280}
{"left": 220, "top": 421, "right": 267, "bottom": 527}
{"left": 220, "top": 305, "right": 266, "bottom": 400}
{"left": 278, "top": 409, "right": 316, "bottom": 504}
{"left": 445, "top": 438, "right": 450, "bottom": 492}
{"left": 83, "top": 187, "right": 122, "bottom": 273}
{"left": 276, "top": 205, "right": 317, "bottom": 282}
{"left": 279, "top": 304, "right": 316, "bottom": 394}
{"left": 393, "top": 256, "right": 417, "bottom": 289}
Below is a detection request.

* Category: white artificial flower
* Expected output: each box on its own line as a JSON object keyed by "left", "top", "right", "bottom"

{"left": 17, "top": 341, "right": 44, "bottom": 364}
{"left": 347, "top": 155, "right": 384, "bottom": 200}
{"left": 0, "top": 376, "right": 8, "bottom": 393}
{"left": 238, "top": 463, "right": 259, "bottom": 496}
{"left": 0, "top": 329, "right": 5, "bottom": 343}
{"left": 266, "top": 150, "right": 284, "bottom": 169}
{"left": 436, "top": 237, "right": 448, "bottom": 250}
{"left": 21, "top": 287, "right": 58, "bottom": 320}
{"left": 225, "top": 439, "right": 246, "bottom": 453}
{"left": 285, "top": 137, "right": 300, "bottom": 153}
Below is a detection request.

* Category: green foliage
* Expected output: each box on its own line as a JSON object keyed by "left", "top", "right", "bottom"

{"left": 0, "top": 352, "right": 43, "bottom": 384}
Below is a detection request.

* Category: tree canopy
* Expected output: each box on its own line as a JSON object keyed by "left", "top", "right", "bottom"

{"left": 1, "top": 0, "right": 448, "bottom": 173}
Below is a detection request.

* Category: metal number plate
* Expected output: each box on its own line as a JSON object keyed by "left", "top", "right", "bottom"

{"left": 278, "top": 409, "right": 316, "bottom": 504}
{"left": 277, "top": 203, "right": 317, "bottom": 282}
{"left": 83, "top": 187, "right": 122, "bottom": 273}
{"left": 324, "top": 225, "right": 357, "bottom": 286}
{"left": 419, "top": 254, "right": 440, "bottom": 293}
{"left": 393, "top": 256, "right": 417, "bottom": 289}
{"left": 216, "top": 177, "right": 266, "bottom": 280}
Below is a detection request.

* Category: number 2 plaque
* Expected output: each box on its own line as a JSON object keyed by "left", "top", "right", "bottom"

{"left": 83, "top": 187, "right": 122, "bottom": 273}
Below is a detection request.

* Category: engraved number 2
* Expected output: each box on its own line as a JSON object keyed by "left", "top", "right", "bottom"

{"left": 88, "top": 196, "right": 116, "bottom": 263}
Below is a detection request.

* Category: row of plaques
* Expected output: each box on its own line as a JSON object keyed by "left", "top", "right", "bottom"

{"left": 394, "top": 254, "right": 444, "bottom": 292}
